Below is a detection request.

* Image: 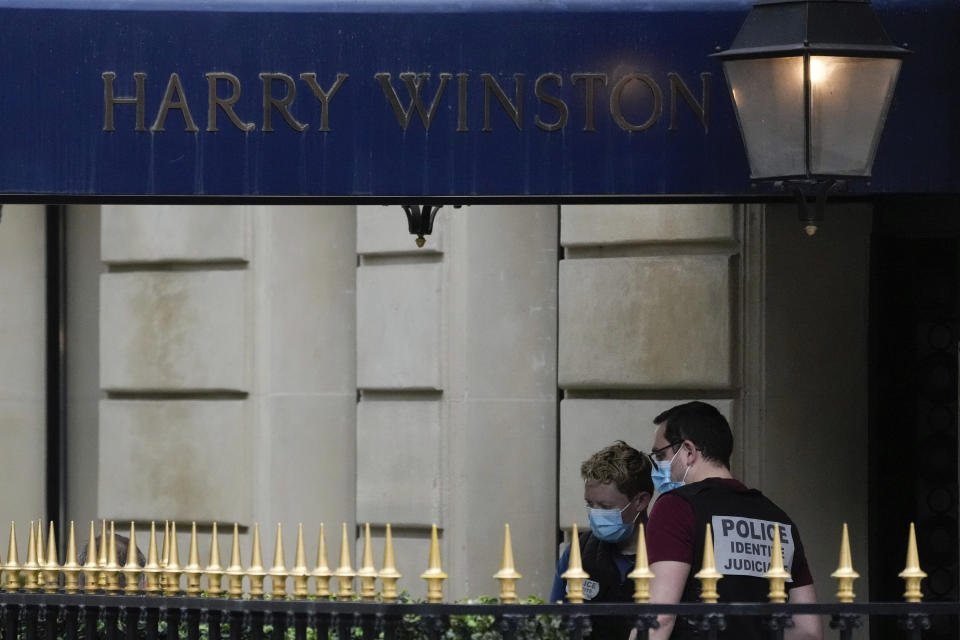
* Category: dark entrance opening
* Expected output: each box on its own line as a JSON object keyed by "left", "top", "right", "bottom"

{"left": 869, "top": 199, "right": 960, "bottom": 640}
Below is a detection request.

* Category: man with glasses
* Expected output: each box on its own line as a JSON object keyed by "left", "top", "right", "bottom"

{"left": 550, "top": 441, "right": 653, "bottom": 638}
{"left": 645, "top": 401, "right": 822, "bottom": 640}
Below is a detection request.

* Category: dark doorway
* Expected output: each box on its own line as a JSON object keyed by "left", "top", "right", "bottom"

{"left": 869, "top": 200, "right": 960, "bottom": 640}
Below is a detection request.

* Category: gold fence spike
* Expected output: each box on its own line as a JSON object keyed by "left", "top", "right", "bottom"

{"left": 247, "top": 523, "right": 267, "bottom": 598}
{"left": 104, "top": 521, "right": 121, "bottom": 594}
{"left": 627, "top": 523, "right": 655, "bottom": 603}
{"left": 206, "top": 522, "right": 225, "bottom": 598}
{"left": 45, "top": 521, "right": 58, "bottom": 562}
{"left": 36, "top": 520, "right": 46, "bottom": 588}
{"left": 357, "top": 524, "right": 378, "bottom": 602}
{"left": 694, "top": 524, "right": 723, "bottom": 603}
{"left": 22, "top": 520, "right": 40, "bottom": 592}
{"left": 142, "top": 522, "right": 162, "bottom": 595}
{"left": 269, "top": 523, "right": 288, "bottom": 599}
{"left": 163, "top": 522, "right": 182, "bottom": 596}
{"left": 333, "top": 522, "right": 355, "bottom": 599}
{"left": 35, "top": 522, "right": 44, "bottom": 581}
{"left": 62, "top": 521, "right": 82, "bottom": 594}
{"left": 493, "top": 524, "right": 522, "bottom": 604}
{"left": 184, "top": 522, "right": 203, "bottom": 597}
{"left": 162, "top": 521, "right": 169, "bottom": 567}
{"left": 97, "top": 519, "right": 108, "bottom": 589}
{"left": 82, "top": 521, "right": 98, "bottom": 593}
{"left": 105, "top": 521, "right": 121, "bottom": 593}
{"left": 764, "top": 524, "right": 791, "bottom": 603}
{"left": 290, "top": 523, "right": 309, "bottom": 599}
{"left": 830, "top": 523, "right": 860, "bottom": 603}
{"left": 31, "top": 522, "right": 41, "bottom": 589}
{"left": 160, "top": 520, "right": 169, "bottom": 591}
{"left": 43, "top": 521, "right": 59, "bottom": 593}
{"left": 899, "top": 522, "right": 927, "bottom": 603}
{"left": 560, "top": 523, "right": 589, "bottom": 603}
{"left": 224, "top": 523, "right": 245, "bottom": 599}
{"left": 420, "top": 524, "right": 447, "bottom": 604}
{"left": 313, "top": 523, "right": 332, "bottom": 597}
{"left": 122, "top": 522, "right": 141, "bottom": 594}
{"left": 379, "top": 524, "right": 401, "bottom": 603}
{"left": 3, "top": 522, "right": 18, "bottom": 591}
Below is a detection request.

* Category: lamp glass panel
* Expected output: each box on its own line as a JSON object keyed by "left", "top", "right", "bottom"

{"left": 723, "top": 56, "right": 806, "bottom": 179}
{"left": 809, "top": 56, "right": 901, "bottom": 176}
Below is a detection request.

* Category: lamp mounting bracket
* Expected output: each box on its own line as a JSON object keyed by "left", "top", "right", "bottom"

{"left": 402, "top": 204, "right": 443, "bottom": 248}
{"left": 774, "top": 178, "right": 847, "bottom": 236}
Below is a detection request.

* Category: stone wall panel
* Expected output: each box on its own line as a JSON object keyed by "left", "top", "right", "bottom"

{"left": 102, "top": 205, "right": 248, "bottom": 263}
{"left": 558, "top": 255, "right": 732, "bottom": 389}
{"left": 100, "top": 271, "right": 248, "bottom": 392}
{"left": 98, "top": 400, "right": 250, "bottom": 522}
{"left": 561, "top": 204, "right": 736, "bottom": 246}
{"left": 357, "top": 264, "right": 442, "bottom": 390}
{"left": 357, "top": 400, "right": 441, "bottom": 526}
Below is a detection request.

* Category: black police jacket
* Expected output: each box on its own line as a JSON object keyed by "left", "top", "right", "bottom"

{"left": 666, "top": 478, "right": 808, "bottom": 640}
{"left": 577, "top": 530, "right": 637, "bottom": 639}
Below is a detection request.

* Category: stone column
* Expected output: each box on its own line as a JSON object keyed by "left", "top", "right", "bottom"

{"left": 0, "top": 206, "right": 47, "bottom": 528}
{"left": 253, "top": 206, "right": 357, "bottom": 545}
{"left": 759, "top": 204, "right": 871, "bottom": 606}
{"left": 66, "top": 206, "right": 105, "bottom": 529}
{"left": 445, "top": 205, "right": 559, "bottom": 599}
{"left": 356, "top": 205, "right": 558, "bottom": 600}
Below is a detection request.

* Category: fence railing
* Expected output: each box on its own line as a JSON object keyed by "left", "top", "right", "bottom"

{"left": 0, "top": 594, "right": 957, "bottom": 640}
{"left": 0, "top": 517, "right": 953, "bottom": 639}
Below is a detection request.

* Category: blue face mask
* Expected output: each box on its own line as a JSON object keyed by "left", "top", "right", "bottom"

{"left": 650, "top": 447, "right": 686, "bottom": 494}
{"left": 587, "top": 503, "right": 636, "bottom": 543}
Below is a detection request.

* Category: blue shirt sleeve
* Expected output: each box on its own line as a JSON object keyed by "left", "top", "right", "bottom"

{"left": 549, "top": 545, "right": 571, "bottom": 603}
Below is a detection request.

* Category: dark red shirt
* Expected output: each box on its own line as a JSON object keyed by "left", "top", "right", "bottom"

{"left": 646, "top": 478, "right": 813, "bottom": 587}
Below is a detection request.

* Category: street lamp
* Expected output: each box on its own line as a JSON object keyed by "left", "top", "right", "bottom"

{"left": 714, "top": 0, "right": 909, "bottom": 234}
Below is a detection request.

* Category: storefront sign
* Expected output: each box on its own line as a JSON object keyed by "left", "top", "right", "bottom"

{"left": 0, "top": 0, "right": 955, "bottom": 198}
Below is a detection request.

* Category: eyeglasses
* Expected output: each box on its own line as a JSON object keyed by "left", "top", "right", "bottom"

{"left": 647, "top": 442, "right": 680, "bottom": 465}
{"left": 583, "top": 502, "right": 631, "bottom": 513}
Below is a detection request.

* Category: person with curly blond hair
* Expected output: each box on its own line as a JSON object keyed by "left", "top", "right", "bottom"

{"left": 549, "top": 441, "right": 654, "bottom": 638}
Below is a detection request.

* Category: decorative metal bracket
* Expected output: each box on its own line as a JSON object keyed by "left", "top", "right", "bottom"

{"left": 402, "top": 205, "right": 442, "bottom": 248}
{"left": 899, "top": 612, "right": 931, "bottom": 640}
{"left": 632, "top": 614, "right": 660, "bottom": 638}
{"left": 774, "top": 179, "right": 847, "bottom": 236}
{"left": 696, "top": 612, "right": 727, "bottom": 640}
{"left": 563, "top": 613, "right": 590, "bottom": 640}
{"left": 765, "top": 612, "right": 795, "bottom": 640}
{"left": 829, "top": 612, "right": 862, "bottom": 640}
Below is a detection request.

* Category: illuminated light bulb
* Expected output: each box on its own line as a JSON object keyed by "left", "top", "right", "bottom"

{"left": 809, "top": 56, "right": 831, "bottom": 85}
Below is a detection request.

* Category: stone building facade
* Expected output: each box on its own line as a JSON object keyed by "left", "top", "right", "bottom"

{"left": 0, "top": 203, "right": 872, "bottom": 602}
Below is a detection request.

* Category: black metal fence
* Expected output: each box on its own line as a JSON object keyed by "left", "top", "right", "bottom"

{"left": 0, "top": 594, "right": 957, "bottom": 640}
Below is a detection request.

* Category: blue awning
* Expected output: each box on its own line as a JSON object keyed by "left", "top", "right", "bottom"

{"left": 0, "top": 0, "right": 955, "bottom": 199}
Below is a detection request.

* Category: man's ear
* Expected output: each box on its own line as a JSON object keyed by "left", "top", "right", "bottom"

{"left": 635, "top": 491, "right": 652, "bottom": 513}
{"left": 681, "top": 439, "right": 698, "bottom": 462}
